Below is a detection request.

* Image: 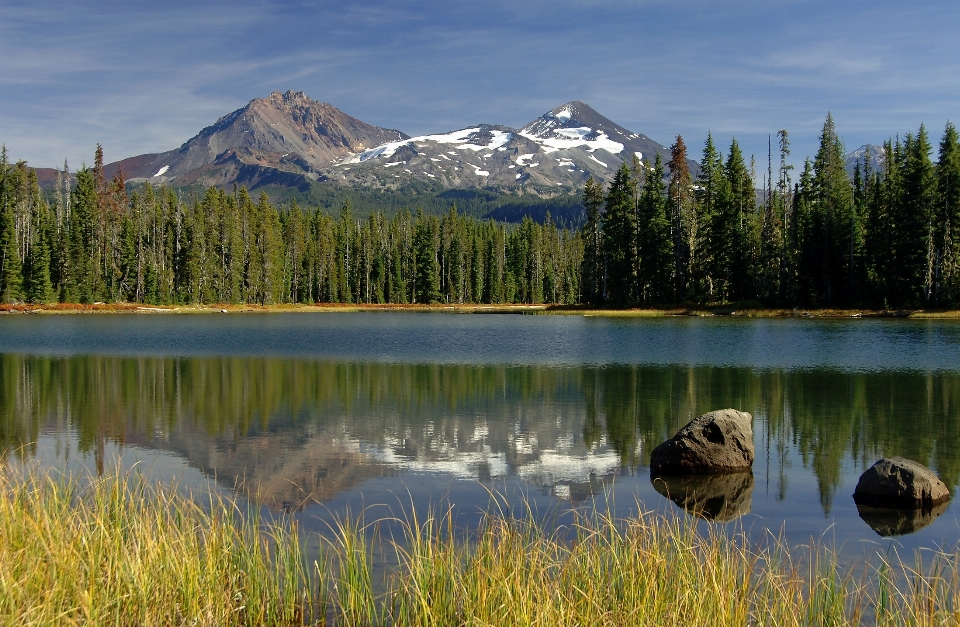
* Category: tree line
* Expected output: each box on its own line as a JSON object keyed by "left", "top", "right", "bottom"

{"left": 1, "top": 113, "right": 958, "bottom": 308}
{"left": 584, "top": 114, "right": 960, "bottom": 309}
{"left": 0, "top": 146, "right": 582, "bottom": 306}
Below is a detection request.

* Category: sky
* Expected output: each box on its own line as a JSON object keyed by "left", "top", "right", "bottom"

{"left": 2, "top": 0, "right": 959, "bottom": 178}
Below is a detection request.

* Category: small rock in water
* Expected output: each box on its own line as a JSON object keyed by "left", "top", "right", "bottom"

{"left": 853, "top": 457, "right": 950, "bottom": 509}
{"left": 649, "top": 409, "right": 754, "bottom": 475}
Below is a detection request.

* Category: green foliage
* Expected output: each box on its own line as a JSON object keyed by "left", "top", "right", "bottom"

{"left": 4, "top": 120, "right": 960, "bottom": 309}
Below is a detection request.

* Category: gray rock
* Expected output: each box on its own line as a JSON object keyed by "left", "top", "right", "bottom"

{"left": 856, "top": 501, "right": 949, "bottom": 536}
{"left": 649, "top": 409, "right": 754, "bottom": 475}
{"left": 853, "top": 457, "right": 950, "bottom": 508}
{"left": 652, "top": 472, "right": 754, "bottom": 522}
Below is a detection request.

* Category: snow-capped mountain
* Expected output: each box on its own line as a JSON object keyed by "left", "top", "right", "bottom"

{"left": 844, "top": 144, "right": 886, "bottom": 179}
{"left": 97, "top": 92, "right": 682, "bottom": 195}
{"left": 329, "top": 101, "right": 677, "bottom": 191}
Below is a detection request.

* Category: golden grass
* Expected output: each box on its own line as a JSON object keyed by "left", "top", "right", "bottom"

{"left": 0, "top": 464, "right": 324, "bottom": 626}
{"left": 2, "top": 466, "right": 960, "bottom": 626}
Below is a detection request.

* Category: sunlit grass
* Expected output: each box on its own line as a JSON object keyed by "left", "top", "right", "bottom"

{"left": 2, "top": 465, "right": 960, "bottom": 625}
{"left": 0, "top": 463, "right": 324, "bottom": 626}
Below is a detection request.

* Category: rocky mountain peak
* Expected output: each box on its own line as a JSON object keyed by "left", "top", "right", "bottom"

{"left": 101, "top": 93, "right": 685, "bottom": 196}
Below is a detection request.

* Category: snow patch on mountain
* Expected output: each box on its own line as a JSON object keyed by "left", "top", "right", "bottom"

{"left": 519, "top": 128, "right": 624, "bottom": 154}
{"left": 342, "top": 127, "right": 514, "bottom": 164}
{"left": 154, "top": 165, "right": 169, "bottom": 177}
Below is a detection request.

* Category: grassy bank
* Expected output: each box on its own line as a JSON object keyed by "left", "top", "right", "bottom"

{"left": 3, "top": 301, "right": 960, "bottom": 318}
{"left": 2, "top": 466, "right": 960, "bottom": 625}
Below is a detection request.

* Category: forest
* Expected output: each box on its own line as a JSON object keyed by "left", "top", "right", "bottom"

{"left": 1, "top": 113, "right": 958, "bottom": 309}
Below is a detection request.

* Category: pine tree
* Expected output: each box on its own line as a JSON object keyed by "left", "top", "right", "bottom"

{"left": 811, "top": 113, "right": 855, "bottom": 305}
{"left": 937, "top": 122, "right": 960, "bottom": 303}
{"left": 24, "top": 170, "right": 54, "bottom": 303}
{"left": 637, "top": 155, "right": 674, "bottom": 303}
{"left": 580, "top": 177, "right": 605, "bottom": 304}
{"left": 777, "top": 130, "right": 796, "bottom": 302}
{"left": 65, "top": 168, "right": 98, "bottom": 303}
{"left": 284, "top": 199, "right": 307, "bottom": 303}
{"left": 710, "top": 139, "right": 751, "bottom": 302}
{"left": 695, "top": 133, "right": 724, "bottom": 300}
{"left": 602, "top": 163, "right": 636, "bottom": 306}
{"left": 895, "top": 125, "right": 935, "bottom": 305}
{"left": 0, "top": 148, "right": 23, "bottom": 302}
{"left": 413, "top": 209, "right": 440, "bottom": 303}
{"left": 668, "top": 136, "right": 694, "bottom": 300}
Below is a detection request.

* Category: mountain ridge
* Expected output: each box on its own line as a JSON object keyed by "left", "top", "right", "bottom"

{"left": 73, "top": 91, "right": 683, "bottom": 196}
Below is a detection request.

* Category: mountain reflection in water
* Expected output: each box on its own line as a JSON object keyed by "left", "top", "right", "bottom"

{"left": 2, "top": 354, "right": 960, "bottom": 536}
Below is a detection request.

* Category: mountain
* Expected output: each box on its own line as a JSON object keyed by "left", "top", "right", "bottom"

{"left": 330, "top": 101, "right": 682, "bottom": 192}
{"left": 32, "top": 92, "right": 685, "bottom": 200}
{"left": 844, "top": 144, "right": 886, "bottom": 178}
{"left": 104, "top": 90, "right": 407, "bottom": 188}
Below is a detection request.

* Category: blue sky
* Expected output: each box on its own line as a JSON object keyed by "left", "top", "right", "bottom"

{"left": 2, "top": 0, "right": 958, "bottom": 178}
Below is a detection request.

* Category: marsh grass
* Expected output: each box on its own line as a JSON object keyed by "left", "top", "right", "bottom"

{"left": 3, "top": 465, "right": 960, "bottom": 626}
{"left": 0, "top": 463, "right": 325, "bottom": 626}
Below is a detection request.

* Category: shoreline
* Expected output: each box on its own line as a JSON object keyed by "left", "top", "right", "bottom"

{"left": 2, "top": 301, "right": 960, "bottom": 318}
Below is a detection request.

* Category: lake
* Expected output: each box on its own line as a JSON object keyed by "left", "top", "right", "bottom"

{"left": 2, "top": 312, "right": 960, "bottom": 561}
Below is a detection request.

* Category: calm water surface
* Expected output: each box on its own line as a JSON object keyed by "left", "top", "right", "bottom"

{"left": 3, "top": 312, "right": 960, "bottom": 561}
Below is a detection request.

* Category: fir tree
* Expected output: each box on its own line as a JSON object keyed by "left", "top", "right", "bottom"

{"left": 668, "top": 136, "right": 693, "bottom": 300}
{"left": 637, "top": 155, "right": 674, "bottom": 303}
{"left": 937, "top": 122, "right": 960, "bottom": 303}
{"left": 580, "top": 177, "right": 605, "bottom": 304}
{"left": 0, "top": 148, "right": 23, "bottom": 303}
{"left": 811, "top": 112, "right": 855, "bottom": 305}
{"left": 695, "top": 133, "right": 724, "bottom": 300}
{"left": 24, "top": 171, "right": 54, "bottom": 303}
{"left": 602, "top": 162, "right": 636, "bottom": 306}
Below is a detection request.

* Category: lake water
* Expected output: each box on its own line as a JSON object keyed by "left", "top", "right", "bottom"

{"left": 3, "top": 312, "right": 960, "bottom": 561}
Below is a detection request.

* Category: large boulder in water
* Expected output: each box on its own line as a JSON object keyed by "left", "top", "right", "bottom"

{"left": 649, "top": 409, "right": 754, "bottom": 475}
{"left": 853, "top": 457, "right": 950, "bottom": 509}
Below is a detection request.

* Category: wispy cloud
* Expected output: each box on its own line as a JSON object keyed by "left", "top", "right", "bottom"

{"left": 1, "top": 0, "right": 958, "bottom": 170}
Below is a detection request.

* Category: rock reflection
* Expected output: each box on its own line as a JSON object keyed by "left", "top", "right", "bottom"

{"left": 855, "top": 502, "right": 950, "bottom": 536}
{"left": 651, "top": 472, "right": 754, "bottom": 522}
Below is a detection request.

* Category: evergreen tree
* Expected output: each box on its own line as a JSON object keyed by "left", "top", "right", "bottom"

{"left": 756, "top": 135, "right": 785, "bottom": 303}
{"left": 937, "top": 122, "right": 960, "bottom": 303}
{"left": 580, "top": 177, "right": 605, "bottom": 304}
{"left": 695, "top": 133, "right": 724, "bottom": 300}
{"left": 0, "top": 148, "right": 23, "bottom": 303}
{"left": 65, "top": 168, "right": 99, "bottom": 303}
{"left": 668, "top": 136, "right": 694, "bottom": 300}
{"left": 637, "top": 155, "right": 674, "bottom": 303}
{"left": 602, "top": 163, "right": 636, "bottom": 306}
{"left": 413, "top": 210, "right": 440, "bottom": 303}
{"left": 24, "top": 170, "right": 54, "bottom": 303}
{"left": 895, "top": 125, "right": 935, "bottom": 305}
{"left": 710, "top": 139, "right": 751, "bottom": 302}
{"left": 810, "top": 113, "right": 855, "bottom": 305}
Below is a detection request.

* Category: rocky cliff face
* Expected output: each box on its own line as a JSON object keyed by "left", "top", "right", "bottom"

{"left": 106, "top": 90, "right": 407, "bottom": 186}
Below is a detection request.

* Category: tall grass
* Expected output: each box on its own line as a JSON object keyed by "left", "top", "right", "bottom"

{"left": 2, "top": 465, "right": 960, "bottom": 626}
{"left": 0, "top": 464, "right": 324, "bottom": 626}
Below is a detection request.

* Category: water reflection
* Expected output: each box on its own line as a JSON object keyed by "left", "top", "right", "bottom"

{"left": 856, "top": 502, "right": 951, "bottom": 536}
{"left": 651, "top": 473, "right": 754, "bottom": 522}
{"left": 2, "top": 354, "right": 960, "bottom": 526}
